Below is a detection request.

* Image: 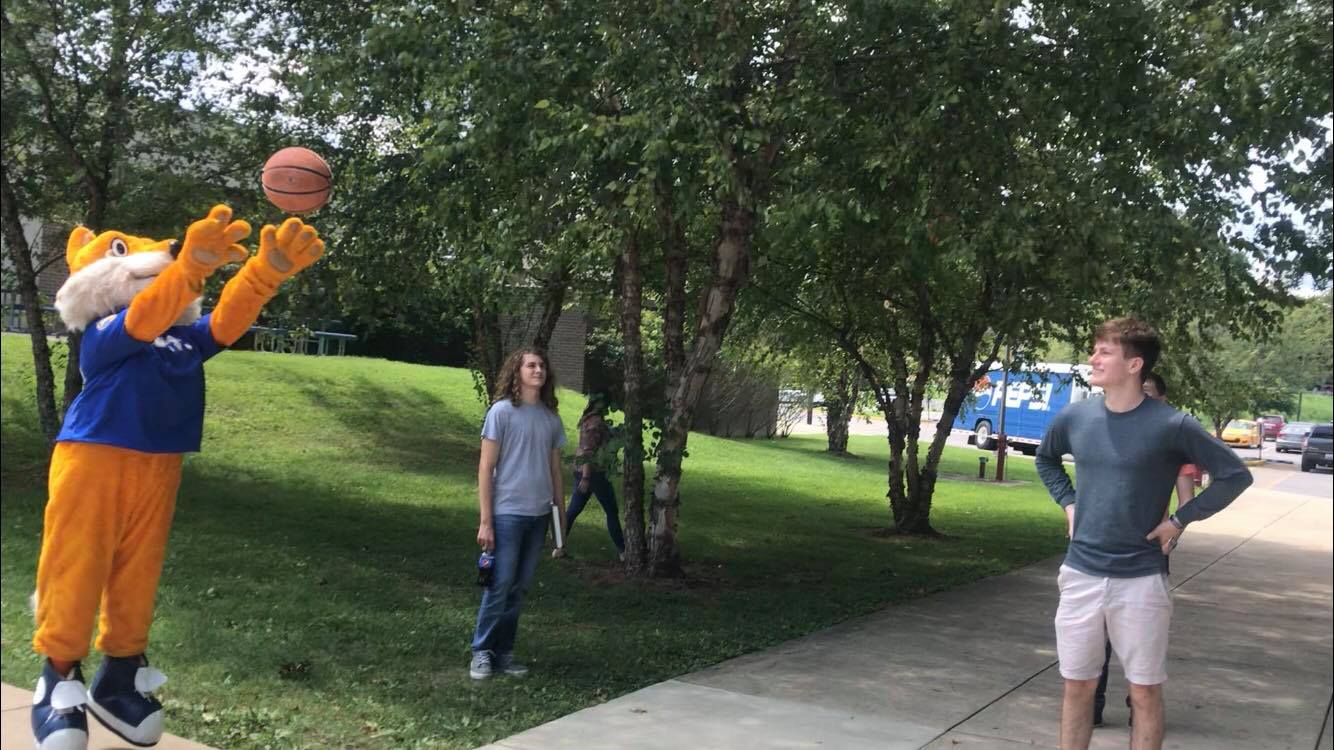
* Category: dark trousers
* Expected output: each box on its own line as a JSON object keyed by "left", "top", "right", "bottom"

{"left": 566, "top": 469, "right": 625, "bottom": 553}
{"left": 1094, "top": 637, "right": 1113, "bottom": 718}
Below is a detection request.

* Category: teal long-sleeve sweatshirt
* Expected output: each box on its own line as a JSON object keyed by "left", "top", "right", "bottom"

{"left": 1036, "top": 396, "right": 1253, "bottom": 578}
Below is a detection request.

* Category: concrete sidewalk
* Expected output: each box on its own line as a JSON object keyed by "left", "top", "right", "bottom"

{"left": 1, "top": 681, "right": 215, "bottom": 750}
{"left": 479, "top": 472, "right": 1334, "bottom": 749}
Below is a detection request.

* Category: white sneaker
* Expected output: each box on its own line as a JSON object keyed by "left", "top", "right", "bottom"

{"left": 469, "top": 651, "right": 494, "bottom": 680}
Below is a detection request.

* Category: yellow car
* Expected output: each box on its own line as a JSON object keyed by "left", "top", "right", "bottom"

{"left": 1221, "top": 419, "right": 1262, "bottom": 448}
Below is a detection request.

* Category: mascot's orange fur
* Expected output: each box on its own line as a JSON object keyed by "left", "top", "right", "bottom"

{"left": 29, "top": 205, "right": 323, "bottom": 750}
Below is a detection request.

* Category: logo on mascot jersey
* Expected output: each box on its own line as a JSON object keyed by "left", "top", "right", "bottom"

{"left": 97, "top": 315, "right": 116, "bottom": 332}
{"left": 153, "top": 335, "right": 193, "bottom": 353}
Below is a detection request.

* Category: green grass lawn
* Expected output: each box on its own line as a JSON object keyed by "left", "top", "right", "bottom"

{"left": 1, "top": 333, "right": 1066, "bottom": 749}
{"left": 1291, "top": 392, "right": 1332, "bottom": 423}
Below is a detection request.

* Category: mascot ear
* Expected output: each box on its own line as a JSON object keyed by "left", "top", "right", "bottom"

{"left": 66, "top": 226, "right": 95, "bottom": 271}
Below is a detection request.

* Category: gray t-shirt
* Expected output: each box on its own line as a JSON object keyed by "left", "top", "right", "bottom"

{"left": 1036, "top": 396, "right": 1253, "bottom": 578}
{"left": 481, "top": 399, "right": 567, "bottom": 517}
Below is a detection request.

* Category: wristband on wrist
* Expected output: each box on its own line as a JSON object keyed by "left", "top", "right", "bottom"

{"left": 1168, "top": 514, "right": 1184, "bottom": 530}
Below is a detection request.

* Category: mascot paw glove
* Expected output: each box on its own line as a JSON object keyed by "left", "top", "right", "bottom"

{"left": 252, "top": 217, "right": 325, "bottom": 286}
{"left": 178, "top": 205, "right": 252, "bottom": 283}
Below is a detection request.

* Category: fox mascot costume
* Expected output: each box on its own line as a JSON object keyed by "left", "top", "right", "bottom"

{"left": 30, "top": 205, "right": 324, "bottom": 750}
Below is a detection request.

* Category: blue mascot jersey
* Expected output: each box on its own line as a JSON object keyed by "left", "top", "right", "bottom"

{"left": 57, "top": 309, "right": 222, "bottom": 453}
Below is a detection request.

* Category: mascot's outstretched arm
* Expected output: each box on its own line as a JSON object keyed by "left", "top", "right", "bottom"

{"left": 210, "top": 217, "right": 325, "bottom": 347}
{"left": 123, "top": 205, "right": 251, "bottom": 343}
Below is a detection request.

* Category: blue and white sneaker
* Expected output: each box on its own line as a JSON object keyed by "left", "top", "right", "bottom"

{"left": 86, "top": 655, "right": 167, "bottom": 747}
{"left": 31, "top": 660, "right": 88, "bottom": 750}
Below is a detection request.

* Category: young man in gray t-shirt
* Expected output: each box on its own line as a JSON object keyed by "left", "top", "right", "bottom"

{"left": 469, "top": 348, "right": 567, "bottom": 680}
{"left": 1036, "top": 317, "right": 1252, "bottom": 749}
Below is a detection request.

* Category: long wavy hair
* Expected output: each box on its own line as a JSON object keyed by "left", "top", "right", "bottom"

{"left": 493, "top": 346, "right": 559, "bottom": 412}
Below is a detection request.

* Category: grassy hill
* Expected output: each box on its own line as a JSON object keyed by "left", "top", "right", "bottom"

{"left": 1289, "top": 392, "right": 1332, "bottom": 423}
{"left": 1, "top": 333, "right": 1066, "bottom": 749}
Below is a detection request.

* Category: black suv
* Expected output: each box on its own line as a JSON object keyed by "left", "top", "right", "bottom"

{"left": 1300, "top": 424, "right": 1334, "bottom": 473}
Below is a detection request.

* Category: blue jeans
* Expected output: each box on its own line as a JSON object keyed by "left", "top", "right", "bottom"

{"left": 471, "top": 513, "right": 548, "bottom": 655}
{"left": 566, "top": 469, "right": 625, "bottom": 553}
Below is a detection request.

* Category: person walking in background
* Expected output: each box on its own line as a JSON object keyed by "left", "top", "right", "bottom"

{"left": 1143, "top": 372, "right": 1206, "bottom": 496}
{"left": 470, "top": 347, "right": 567, "bottom": 680}
{"left": 563, "top": 394, "right": 626, "bottom": 560}
{"left": 1091, "top": 370, "right": 1199, "bottom": 727}
{"left": 1037, "top": 317, "right": 1252, "bottom": 750}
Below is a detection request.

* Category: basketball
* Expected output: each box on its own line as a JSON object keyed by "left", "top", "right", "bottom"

{"left": 262, "top": 147, "right": 332, "bottom": 213}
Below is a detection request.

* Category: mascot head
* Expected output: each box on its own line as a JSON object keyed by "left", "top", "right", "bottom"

{"left": 55, "top": 227, "right": 199, "bottom": 332}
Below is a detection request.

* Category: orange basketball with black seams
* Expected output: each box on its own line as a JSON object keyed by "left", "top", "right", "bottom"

{"left": 262, "top": 147, "right": 332, "bottom": 213}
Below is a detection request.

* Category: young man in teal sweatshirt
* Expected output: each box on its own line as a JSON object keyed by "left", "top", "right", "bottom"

{"left": 1036, "top": 317, "right": 1252, "bottom": 750}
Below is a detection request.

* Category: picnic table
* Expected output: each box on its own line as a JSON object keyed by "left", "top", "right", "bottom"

{"left": 2, "top": 303, "right": 355, "bottom": 357}
{"left": 3, "top": 303, "right": 61, "bottom": 333}
{"left": 250, "top": 326, "right": 356, "bottom": 356}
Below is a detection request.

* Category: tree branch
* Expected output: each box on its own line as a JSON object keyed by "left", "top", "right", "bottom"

{"left": 0, "top": 7, "right": 95, "bottom": 186}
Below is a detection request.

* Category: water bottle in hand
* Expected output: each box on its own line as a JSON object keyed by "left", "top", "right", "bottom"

{"left": 477, "top": 550, "right": 495, "bottom": 587}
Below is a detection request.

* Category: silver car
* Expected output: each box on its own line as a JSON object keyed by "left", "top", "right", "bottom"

{"left": 1276, "top": 422, "right": 1314, "bottom": 453}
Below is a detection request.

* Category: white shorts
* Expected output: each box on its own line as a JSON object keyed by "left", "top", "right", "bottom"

{"left": 1055, "top": 564, "right": 1172, "bottom": 685}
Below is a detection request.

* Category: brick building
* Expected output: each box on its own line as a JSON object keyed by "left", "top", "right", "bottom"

{"left": 499, "top": 307, "right": 588, "bottom": 393}
{"left": 1, "top": 219, "right": 70, "bottom": 333}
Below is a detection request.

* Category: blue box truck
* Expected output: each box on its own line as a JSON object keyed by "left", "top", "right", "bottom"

{"left": 953, "top": 363, "right": 1098, "bottom": 455}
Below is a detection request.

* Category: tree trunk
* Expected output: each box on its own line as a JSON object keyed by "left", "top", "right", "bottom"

{"left": 63, "top": 178, "right": 116, "bottom": 412}
{"left": 656, "top": 172, "right": 687, "bottom": 397}
{"left": 58, "top": 180, "right": 113, "bottom": 414}
{"left": 876, "top": 308, "right": 917, "bottom": 529}
{"left": 62, "top": 4, "right": 132, "bottom": 414}
{"left": 908, "top": 328, "right": 1001, "bottom": 532}
{"left": 471, "top": 302, "right": 505, "bottom": 401}
{"left": 61, "top": 331, "right": 82, "bottom": 412}
{"left": 882, "top": 402, "right": 910, "bottom": 525}
{"left": 618, "top": 233, "right": 648, "bottom": 573}
{"left": 532, "top": 264, "right": 568, "bottom": 352}
{"left": 893, "top": 300, "right": 937, "bottom": 533}
{"left": 824, "top": 366, "right": 859, "bottom": 454}
{"left": 649, "top": 198, "right": 754, "bottom": 577}
{"left": 1, "top": 166, "right": 61, "bottom": 444}
{"left": 642, "top": 38, "right": 793, "bottom": 575}
{"left": 840, "top": 302, "right": 1000, "bottom": 538}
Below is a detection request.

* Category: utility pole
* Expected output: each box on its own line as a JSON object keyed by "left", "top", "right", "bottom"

{"left": 1297, "top": 353, "right": 1306, "bottom": 421}
{"left": 995, "top": 346, "right": 1013, "bottom": 482}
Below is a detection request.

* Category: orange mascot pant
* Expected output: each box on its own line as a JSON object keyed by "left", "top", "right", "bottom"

{"left": 33, "top": 442, "right": 183, "bottom": 662}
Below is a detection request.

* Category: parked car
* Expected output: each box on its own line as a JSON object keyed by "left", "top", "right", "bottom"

{"left": 1221, "top": 419, "right": 1262, "bottom": 449}
{"left": 1256, "top": 414, "right": 1286, "bottom": 441}
{"left": 1300, "top": 424, "right": 1334, "bottom": 473}
{"left": 1276, "top": 422, "right": 1315, "bottom": 453}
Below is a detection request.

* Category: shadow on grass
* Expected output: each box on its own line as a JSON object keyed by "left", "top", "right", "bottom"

{"left": 724, "top": 434, "right": 1048, "bottom": 486}
{"left": 31, "top": 464, "right": 481, "bottom": 676}
{"left": 295, "top": 374, "right": 485, "bottom": 479}
{"left": 727, "top": 435, "right": 879, "bottom": 463}
{"left": 1, "top": 392, "right": 50, "bottom": 485}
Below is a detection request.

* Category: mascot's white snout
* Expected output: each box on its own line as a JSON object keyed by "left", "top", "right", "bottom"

{"left": 55, "top": 251, "right": 190, "bottom": 332}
